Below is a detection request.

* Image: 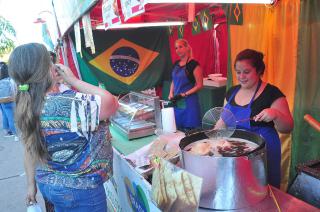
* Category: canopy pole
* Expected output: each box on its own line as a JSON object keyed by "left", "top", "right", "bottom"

{"left": 188, "top": 3, "right": 195, "bottom": 22}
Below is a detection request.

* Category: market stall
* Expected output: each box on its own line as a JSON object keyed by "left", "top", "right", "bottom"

{"left": 44, "top": 0, "right": 320, "bottom": 210}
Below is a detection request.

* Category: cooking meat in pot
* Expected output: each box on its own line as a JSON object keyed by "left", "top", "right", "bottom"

{"left": 186, "top": 138, "right": 258, "bottom": 157}
{"left": 189, "top": 142, "right": 212, "bottom": 156}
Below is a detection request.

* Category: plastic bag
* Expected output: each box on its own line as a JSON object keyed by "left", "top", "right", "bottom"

{"left": 27, "top": 203, "right": 42, "bottom": 212}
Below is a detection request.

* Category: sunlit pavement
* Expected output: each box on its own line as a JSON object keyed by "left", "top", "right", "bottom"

{"left": 0, "top": 113, "right": 45, "bottom": 212}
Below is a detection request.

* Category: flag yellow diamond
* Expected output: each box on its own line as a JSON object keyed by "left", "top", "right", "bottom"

{"left": 89, "top": 38, "right": 159, "bottom": 85}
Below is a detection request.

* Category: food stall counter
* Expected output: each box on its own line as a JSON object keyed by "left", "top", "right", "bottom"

{"left": 110, "top": 125, "right": 157, "bottom": 155}
{"left": 107, "top": 127, "right": 318, "bottom": 212}
{"left": 199, "top": 186, "right": 318, "bottom": 211}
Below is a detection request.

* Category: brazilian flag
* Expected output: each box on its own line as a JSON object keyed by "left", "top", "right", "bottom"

{"left": 72, "top": 28, "right": 172, "bottom": 94}
{"left": 168, "top": 26, "right": 174, "bottom": 36}
{"left": 178, "top": 25, "right": 184, "bottom": 39}
{"left": 200, "top": 8, "right": 213, "bottom": 31}
{"left": 192, "top": 16, "right": 201, "bottom": 35}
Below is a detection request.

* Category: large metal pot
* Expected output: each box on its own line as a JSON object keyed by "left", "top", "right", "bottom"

{"left": 179, "top": 129, "right": 268, "bottom": 210}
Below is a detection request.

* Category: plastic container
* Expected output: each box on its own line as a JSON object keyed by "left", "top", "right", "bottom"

{"left": 27, "top": 203, "right": 42, "bottom": 212}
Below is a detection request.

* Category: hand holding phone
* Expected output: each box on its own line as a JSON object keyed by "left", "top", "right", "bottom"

{"left": 54, "top": 64, "right": 77, "bottom": 84}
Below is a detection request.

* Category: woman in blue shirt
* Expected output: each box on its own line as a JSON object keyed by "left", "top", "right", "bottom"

{"left": 0, "top": 62, "right": 17, "bottom": 139}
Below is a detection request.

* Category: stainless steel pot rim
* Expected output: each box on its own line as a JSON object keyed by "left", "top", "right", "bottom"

{"left": 179, "top": 129, "right": 266, "bottom": 158}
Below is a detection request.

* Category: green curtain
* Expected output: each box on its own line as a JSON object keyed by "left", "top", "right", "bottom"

{"left": 290, "top": 0, "right": 320, "bottom": 182}
{"left": 221, "top": 5, "right": 233, "bottom": 90}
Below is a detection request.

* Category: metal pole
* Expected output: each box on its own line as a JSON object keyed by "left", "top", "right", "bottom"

{"left": 51, "top": 0, "right": 68, "bottom": 66}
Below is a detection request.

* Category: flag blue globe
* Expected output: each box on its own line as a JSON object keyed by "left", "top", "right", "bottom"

{"left": 109, "top": 47, "right": 140, "bottom": 77}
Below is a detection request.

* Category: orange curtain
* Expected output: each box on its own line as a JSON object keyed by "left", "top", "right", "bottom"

{"left": 229, "top": 0, "right": 300, "bottom": 190}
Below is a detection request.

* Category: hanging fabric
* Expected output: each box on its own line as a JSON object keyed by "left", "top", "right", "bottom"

{"left": 82, "top": 13, "right": 96, "bottom": 54}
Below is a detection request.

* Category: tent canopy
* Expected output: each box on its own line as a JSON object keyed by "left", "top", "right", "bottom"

{"left": 88, "top": 2, "right": 223, "bottom": 28}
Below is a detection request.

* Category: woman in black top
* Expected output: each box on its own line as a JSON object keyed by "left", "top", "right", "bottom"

{"left": 168, "top": 39, "right": 203, "bottom": 131}
{"left": 223, "top": 49, "right": 293, "bottom": 188}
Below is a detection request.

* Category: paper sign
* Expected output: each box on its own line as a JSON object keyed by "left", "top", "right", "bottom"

{"left": 113, "top": 150, "right": 161, "bottom": 212}
{"left": 120, "top": 0, "right": 146, "bottom": 21}
{"left": 102, "top": 0, "right": 121, "bottom": 30}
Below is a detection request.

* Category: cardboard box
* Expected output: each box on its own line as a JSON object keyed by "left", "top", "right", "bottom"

{"left": 203, "top": 77, "right": 227, "bottom": 87}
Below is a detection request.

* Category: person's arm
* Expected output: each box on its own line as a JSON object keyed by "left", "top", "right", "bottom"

{"left": 181, "top": 65, "right": 203, "bottom": 97}
{"left": 254, "top": 97, "right": 294, "bottom": 133}
{"left": 55, "top": 64, "right": 119, "bottom": 120}
{"left": 10, "top": 78, "right": 17, "bottom": 96}
{"left": 24, "top": 149, "right": 37, "bottom": 205}
{"left": 168, "top": 82, "right": 174, "bottom": 100}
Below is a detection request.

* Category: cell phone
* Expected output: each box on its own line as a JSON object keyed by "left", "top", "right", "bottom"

{"left": 54, "top": 65, "right": 63, "bottom": 76}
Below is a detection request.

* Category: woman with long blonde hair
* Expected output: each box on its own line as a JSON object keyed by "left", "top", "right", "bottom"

{"left": 168, "top": 39, "right": 203, "bottom": 131}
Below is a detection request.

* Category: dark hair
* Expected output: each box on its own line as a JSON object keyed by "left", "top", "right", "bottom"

{"left": 234, "top": 49, "right": 265, "bottom": 76}
{"left": 8, "top": 43, "right": 52, "bottom": 162}
{"left": 49, "top": 51, "right": 57, "bottom": 64}
{"left": 0, "top": 62, "right": 9, "bottom": 79}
